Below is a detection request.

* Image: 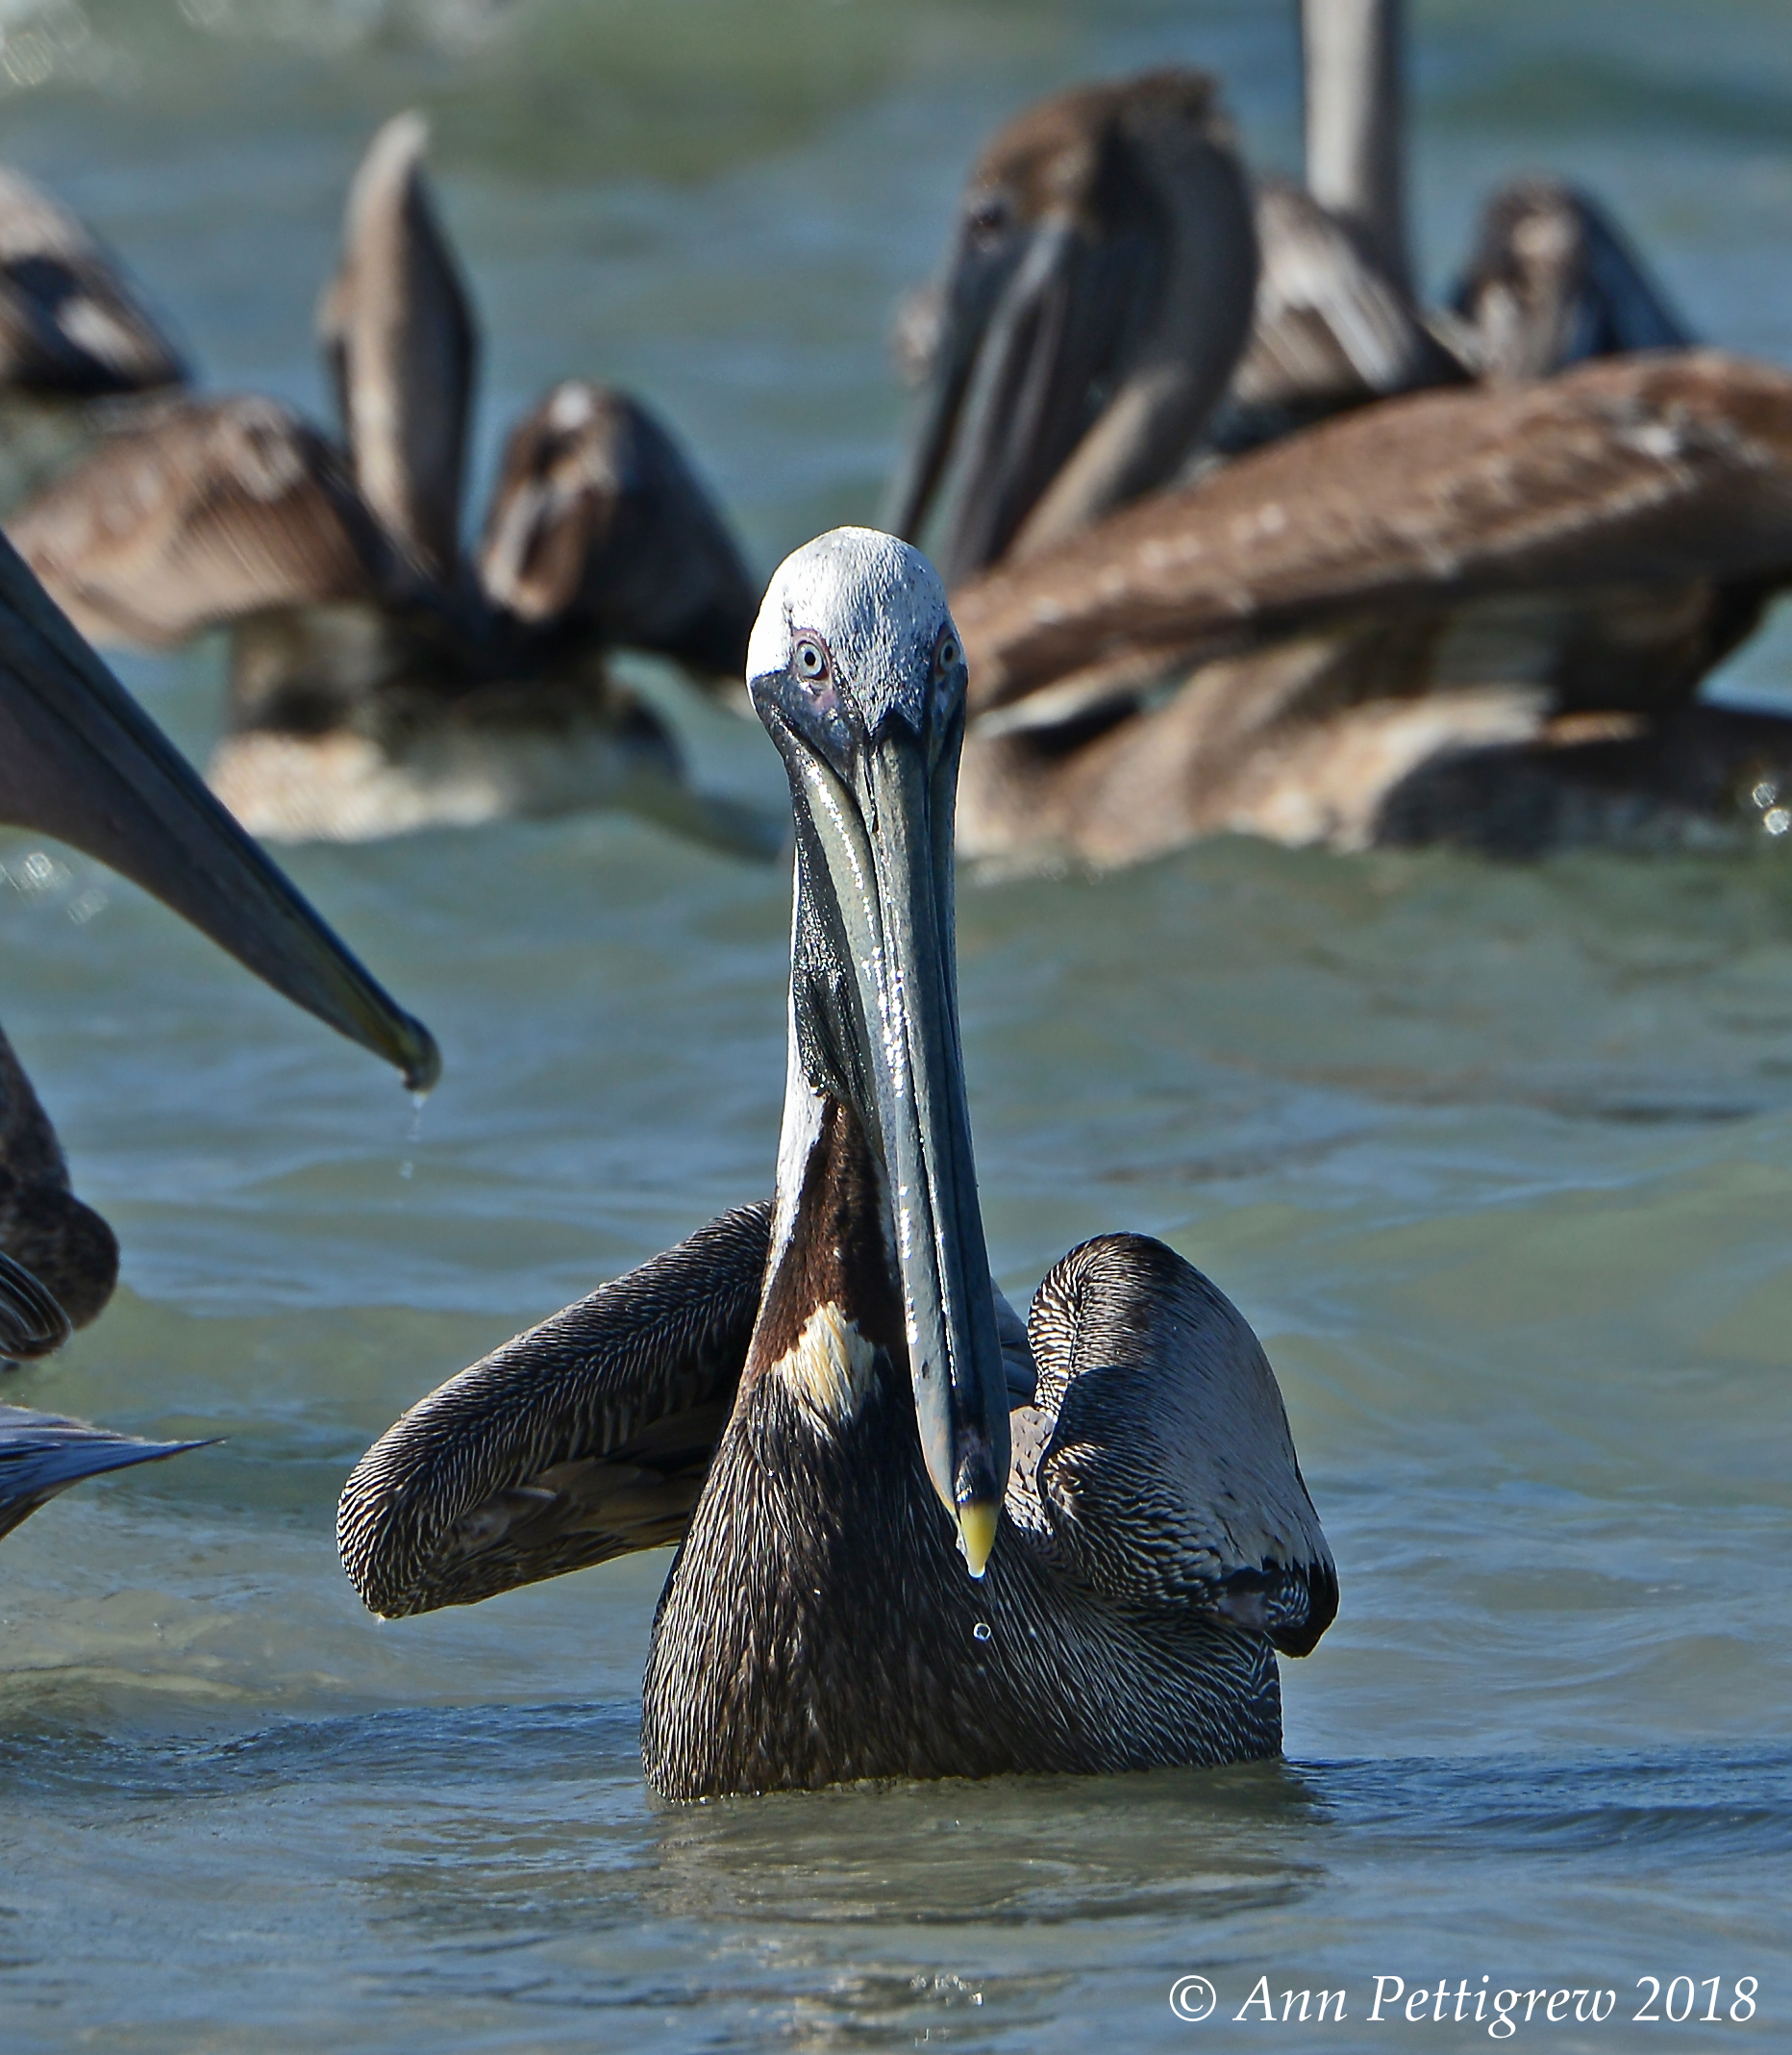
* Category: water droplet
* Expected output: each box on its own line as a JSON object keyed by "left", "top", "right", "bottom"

{"left": 972, "top": 1620, "right": 991, "bottom": 1642}
{"left": 407, "top": 1092, "right": 428, "bottom": 1144}
{"left": 398, "top": 1160, "right": 414, "bottom": 1181}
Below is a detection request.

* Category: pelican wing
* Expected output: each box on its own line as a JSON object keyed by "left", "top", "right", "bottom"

{"left": 320, "top": 113, "right": 476, "bottom": 585}
{"left": 0, "top": 163, "right": 186, "bottom": 395}
{"left": 1450, "top": 178, "right": 1696, "bottom": 385}
{"left": 338, "top": 1203, "right": 772, "bottom": 1617}
{"left": 7, "top": 394, "right": 386, "bottom": 647}
{"left": 0, "top": 1403, "right": 207, "bottom": 1542}
{"left": 1214, "top": 179, "right": 1462, "bottom": 448}
{"left": 479, "top": 382, "right": 758, "bottom": 679}
{"left": 958, "top": 352, "right": 1792, "bottom": 718}
{"left": 1019, "top": 1233, "right": 1336, "bottom": 1657}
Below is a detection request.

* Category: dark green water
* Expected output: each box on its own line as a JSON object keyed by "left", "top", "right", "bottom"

{"left": 2, "top": 1, "right": 1791, "bottom": 2046}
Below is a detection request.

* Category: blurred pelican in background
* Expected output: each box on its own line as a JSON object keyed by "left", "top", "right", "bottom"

{"left": 889, "top": 59, "right": 1792, "bottom": 869}
{"left": 0, "top": 163, "right": 186, "bottom": 400}
{"left": 892, "top": 9, "right": 1695, "bottom": 580}
{"left": 1218, "top": 0, "right": 1692, "bottom": 449}
{"left": 0, "top": 159, "right": 187, "bottom": 512}
{"left": 9, "top": 117, "right": 769, "bottom": 851}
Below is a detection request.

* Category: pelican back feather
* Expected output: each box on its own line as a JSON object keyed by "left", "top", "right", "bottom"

{"left": 958, "top": 352, "right": 1792, "bottom": 720}
{"left": 1018, "top": 1233, "right": 1336, "bottom": 1657}
{"left": 8, "top": 394, "right": 387, "bottom": 648}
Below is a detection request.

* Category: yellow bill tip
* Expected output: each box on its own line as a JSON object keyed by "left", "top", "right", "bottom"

{"left": 958, "top": 1499, "right": 999, "bottom": 1579}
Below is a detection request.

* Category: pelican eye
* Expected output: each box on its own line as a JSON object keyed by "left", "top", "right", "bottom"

{"left": 792, "top": 636, "right": 831, "bottom": 687}
{"left": 965, "top": 196, "right": 1010, "bottom": 248}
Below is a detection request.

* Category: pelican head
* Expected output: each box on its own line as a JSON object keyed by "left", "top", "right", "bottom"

{"left": 746, "top": 528, "right": 1008, "bottom": 1569}
{"left": 887, "top": 69, "right": 1257, "bottom": 584}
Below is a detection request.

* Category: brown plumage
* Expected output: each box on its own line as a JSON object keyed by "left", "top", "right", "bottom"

{"left": 7, "top": 116, "right": 759, "bottom": 846}
{"left": 10, "top": 394, "right": 385, "bottom": 651}
{"left": 339, "top": 529, "right": 1334, "bottom": 1797}
{"left": 956, "top": 353, "right": 1792, "bottom": 720}
{"left": 945, "top": 348, "right": 1792, "bottom": 865}
{"left": 0, "top": 163, "right": 185, "bottom": 398}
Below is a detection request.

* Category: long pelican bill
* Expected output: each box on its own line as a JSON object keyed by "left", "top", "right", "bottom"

{"left": 0, "top": 531, "right": 439, "bottom": 1091}
{"left": 750, "top": 533, "right": 1010, "bottom": 1567}
{"left": 886, "top": 73, "right": 1256, "bottom": 588}
{"left": 887, "top": 209, "right": 1114, "bottom": 586}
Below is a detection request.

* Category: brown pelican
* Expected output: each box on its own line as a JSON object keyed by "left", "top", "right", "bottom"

{"left": 0, "top": 161, "right": 188, "bottom": 514}
{"left": 892, "top": 44, "right": 1695, "bottom": 587}
{"left": 338, "top": 530, "right": 1334, "bottom": 1796}
{"left": 0, "top": 163, "right": 185, "bottom": 401}
{"left": 0, "top": 522, "right": 437, "bottom": 1343}
{"left": 890, "top": 1, "right": 1701, "bottom": 560}
{"left": 883, "top": 61, "right": 1788, "bottom": 865}
{"left": 1298, "top": 0, "right": 1693, "bottom": 391}
{"left": 947, "top": 350, "right": 1792, "bottom": 864}
{"left": 8, "top": 116, "right": 761, "bottom": 848}
{"left": 882, "top": 64, "right": 1464, "bottom": 585}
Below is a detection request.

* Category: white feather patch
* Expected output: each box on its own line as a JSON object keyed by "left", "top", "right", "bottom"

{"left": 770, "top": 1301, "right": 878, "bottom": 1427}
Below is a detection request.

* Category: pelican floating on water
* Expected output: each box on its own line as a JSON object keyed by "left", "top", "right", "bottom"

{"left": 9, "top": 116, "right": 762, "bottom": 849}
{"left": 0, "top": 160, "right": 188, "bottom": 514}
{"left": 1284, "top": 1, "right": 1691, "bottom": 402}
{"left": 886, "top": 63, "right": 1792, "bottom": 865}
{"left": 0, "top": 162, "right": 185, "bottom": 403}
{"left": 888, "top": 38, "right": 1688, "bottom": 579}
{"left": 339, "top": 530, "right": 1334, "bottom": 1796}
{"left": 0, "top": 522, "right": 436, "bottom": 1353}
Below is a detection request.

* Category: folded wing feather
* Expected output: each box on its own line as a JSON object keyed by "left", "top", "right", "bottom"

{"left": 1018, "top": 1232, "right": 1336, "bottom": 1657}
{"left": 337, "top": 1202, "right": 772, "bottom": 1617}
